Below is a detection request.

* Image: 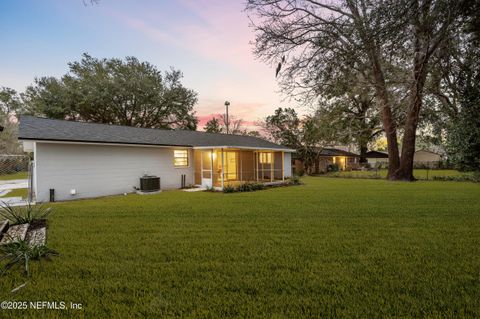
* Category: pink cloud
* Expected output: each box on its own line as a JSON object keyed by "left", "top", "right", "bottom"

{"left": 102, "top": 2, "right": 300, "bottom": 126}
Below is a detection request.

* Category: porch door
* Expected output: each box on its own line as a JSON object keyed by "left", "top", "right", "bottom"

{"left": 201, "top": 151, "right": 213, "bottom": 188}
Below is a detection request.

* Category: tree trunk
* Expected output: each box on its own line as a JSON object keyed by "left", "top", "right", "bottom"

{"left": 347, "top": 1, "right": 400, "bottom": 178}
{"left": 359, "top": 143, "right": 368, "bottom": 164}
{"left": 371, "top": 60, "right": 400, "bottom": 179}
{"left": 393, "top": 6, "right": 430, "bottom": 181}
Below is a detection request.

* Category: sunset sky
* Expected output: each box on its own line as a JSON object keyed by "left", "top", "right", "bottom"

{"left": 0, "top": 0, "right": 301, "bottom": 129}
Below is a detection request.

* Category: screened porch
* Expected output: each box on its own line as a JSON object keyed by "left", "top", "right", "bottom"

{"left": 193, "top": 148, "right": 286, "bottom": 188}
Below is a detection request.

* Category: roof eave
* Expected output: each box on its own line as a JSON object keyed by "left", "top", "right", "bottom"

{"left": 192, "top": 145, "right": 296, "bottom": 152}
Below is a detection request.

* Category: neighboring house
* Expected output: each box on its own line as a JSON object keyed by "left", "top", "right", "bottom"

{"left": 292, "top": 148, "right": 360, "bottom": 174}
{"left": 413, "top": 149, "right": 443, "bottom": 168}
{"left": 365, "top": 149, "right": 443, "bottom": 168}
{"left": 18, "top": 116, "right": 294, "bottom": 202}
{"left": 365, "top": 151, "right": 389, "bottom": 166}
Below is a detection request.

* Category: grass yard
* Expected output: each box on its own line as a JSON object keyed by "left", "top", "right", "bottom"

{"left": 0, "top": 171, "right": 28, "bottom": 181}
{"left": 326, "top": 168, "right": 470, "bottom": 180}
{"left": 0, "top": 177, "right": 479, "bottom": 318}
{"left": 0, "top": 188, "right": 28, "bottom": 198}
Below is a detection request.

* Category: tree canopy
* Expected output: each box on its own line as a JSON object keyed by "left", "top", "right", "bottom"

{"left": 262, "top": 107, "right": 342, "bottom": 174}
{"left": 247, "top": 0, "right": 470, "bottom": 180}
{"left": 23, "top": 54, "right": 199, "bottom": 130}
{"left": 0, "top": 87, "right": 23, "bottom": 154}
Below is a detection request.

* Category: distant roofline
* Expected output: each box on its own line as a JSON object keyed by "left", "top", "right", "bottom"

{"left": 415, "top": 149, "right": 442, "bottom": 155}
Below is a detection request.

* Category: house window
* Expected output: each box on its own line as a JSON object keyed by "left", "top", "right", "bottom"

{"left": 174, "top": 150, "right": 189, "bottom": 167}
{"left": 259, "top": 152, "right": 272, "bottom": 164}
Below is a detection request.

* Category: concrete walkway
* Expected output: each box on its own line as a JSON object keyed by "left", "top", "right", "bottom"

{"left": 0, "top": 179, "right": 30, "bottom": 206}
{"left": 0, "top": 179, "right": 28, "bottom": 190}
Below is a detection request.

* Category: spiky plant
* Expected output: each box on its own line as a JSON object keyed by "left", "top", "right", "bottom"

{"left": 0, "top": 239, "right": 59, "bottom": 276}
{"left": 0, "top": 201, "right": 52, "bottom": 225}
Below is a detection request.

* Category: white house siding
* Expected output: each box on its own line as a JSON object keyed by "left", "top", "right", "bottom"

{"left": 414, "top": 150, "right": 441, "bottom": 162}
{"left": 283, "top": 152, "right": 292, "bottom": 177}
{"left": 34, "top": 142, "right": 193, "bottom": 202}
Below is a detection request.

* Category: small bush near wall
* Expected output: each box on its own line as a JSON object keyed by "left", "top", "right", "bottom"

{"left": 287, "top": 175, "right": 302, "bottom": 185}
{"left": 222, "top": 179, "right": 302, "bottom": 193}
{"left": 236, "top": 182, "right": 265, "bottom": 192}
{"left": 222, "top": 185, "right": 236, "bottom": 193}
{"left": 327, "top": 164, "right": 339, "bottom": 172}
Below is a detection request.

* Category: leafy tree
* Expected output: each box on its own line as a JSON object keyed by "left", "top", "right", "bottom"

{"left": 204, "top": 117, "right": 222, "bottom": 133}
{"left": 315, "top": 93, "right": 383, "bottom": 163}
{"left": 445, "top": 40, "right": 480, "bottom": 171}
{"left": 23, "top": 53, "right": 198, "bottom": 130}
{"left": 203, "top": 114, "right": 255, "bottom": 136}
{"left": 0, "top": 87, "right": 23, "bottom": 154}
{"left": 420, "top": 1, "right": 480, "bottom": 152}
{"left": 0, "top": 87, "right": 23, "bottom": 120}
{"left": 262, "top": 108, "right": 301, "bottom": 148}
{"left": 247, "top": 0, "right": 466, "bottom": 180}
{"left": 262, "top": 107, "right": 338, "bottom": 174}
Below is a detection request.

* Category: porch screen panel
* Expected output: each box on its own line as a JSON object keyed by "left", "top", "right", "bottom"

{"left": 258, "top": 152, "right": 273, "bottom": 181}
{"left": 274, "top": 152, "right": 283, "bottom": 180}
{"left": 194, "top": 150, "right": 202, "bottom": 184}
{"left": 212, "top": 150, "right": 221, "bottom": 187}
{"left": 240, "top": 151, "right": 255, "bottom": 181}
{"left": 201, "top": 151, "right": 212, "bottom": 179}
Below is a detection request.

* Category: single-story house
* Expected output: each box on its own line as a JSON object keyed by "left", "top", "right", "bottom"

{"left": 18, "top": 116, "right": 294, "bottom": 202}
{"left": 292, "top": 148, "right": 360, "bottom": 174}
{"left": 365, "top": 151, "right": 389, "bottom": 166}
{"left": 365, "top": 149, "right": 444, "bottom": 168}
{"left": 413, "top": 149, "right": 443, "bottom": 168}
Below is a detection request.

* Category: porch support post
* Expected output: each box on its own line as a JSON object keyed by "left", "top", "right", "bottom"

{"left": 270, "top": 152, "right": 274, "bottom": 182}
{"left": 221, "top": 148, "right": 224, "bottom": 189}
{"left": 200, "top": 150, "right": 203, "bottom": 185}
{"left": 240, "top": 151, "right": 243, "bottom": 182}
{"left": 210, "top": 148, "right": 214, "bottom": 186}
{"left": 255, "top": 152, "right": 258, "bottom": 181}
{"left": 281, "top": 151, "right": 284, "bottom": 181}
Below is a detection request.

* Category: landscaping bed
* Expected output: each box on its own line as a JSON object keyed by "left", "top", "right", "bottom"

{"left": 0, "top": 203, "right": 57, "bottom": 278}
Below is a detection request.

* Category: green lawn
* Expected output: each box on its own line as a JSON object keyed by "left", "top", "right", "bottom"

{"left": 0, "top": 171, "right": 28, "bottom": 181}
{"left": 0, "top": 188, "right": 28, "bottom": 198}
{"left": 326, "top": 168, "right": 469, "bottom": 180}
{"left": 1, "top": 177, "right": 479, "bottom": 318}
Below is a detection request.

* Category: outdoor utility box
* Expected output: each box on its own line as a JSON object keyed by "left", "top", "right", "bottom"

{"left": 139, "top": 176, "right": 160, "bottom": 192}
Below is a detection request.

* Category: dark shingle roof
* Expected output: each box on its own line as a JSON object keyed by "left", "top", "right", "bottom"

{"left": 319, "top": 148, "right": 359, "bottom": 157}
{"left": 292, "top": 147, "right": 359, "bottom": 159}
{"left": 365, "top": 151, "right": 389, "bottom": 158}
{"left": 18, "top": 116, "right": 293, "bottom": 151}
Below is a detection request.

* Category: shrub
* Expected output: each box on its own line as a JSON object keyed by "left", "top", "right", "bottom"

{"left": 287, "top": 175, "right": 302, "bottom": 185}
{"left": 0, "top": 202, "right": 52, "bottom": 225}
{"left": 222, "top": 182, "right": 266, "bottom": 193}
{"left": 327, "top": 164, "right": 339, "bottom": 172}
{"left": 236, "top": 183, "right": 253, "bottom": 192}
{"left": 204, "top": 186, "right": 217, "bottom": 192}
{"left": 0, "top": 239, "right": 59, "bottom": 277}
{"left": 433, "top": 173, "right": 480, "bottom": 183}
{"left": 222, "top": 185, "right": 235, "bottom": 193}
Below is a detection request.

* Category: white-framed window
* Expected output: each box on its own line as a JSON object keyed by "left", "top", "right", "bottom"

{"left": 174, "top": 150, "right": 189, "bottom": 167}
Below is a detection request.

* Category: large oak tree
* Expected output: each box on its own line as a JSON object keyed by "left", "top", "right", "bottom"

{"left": 247, "top": 0, "right": 467, "bottom": 180}
{"left": 23, "top": 54, "right": 198, "bottom": 130}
